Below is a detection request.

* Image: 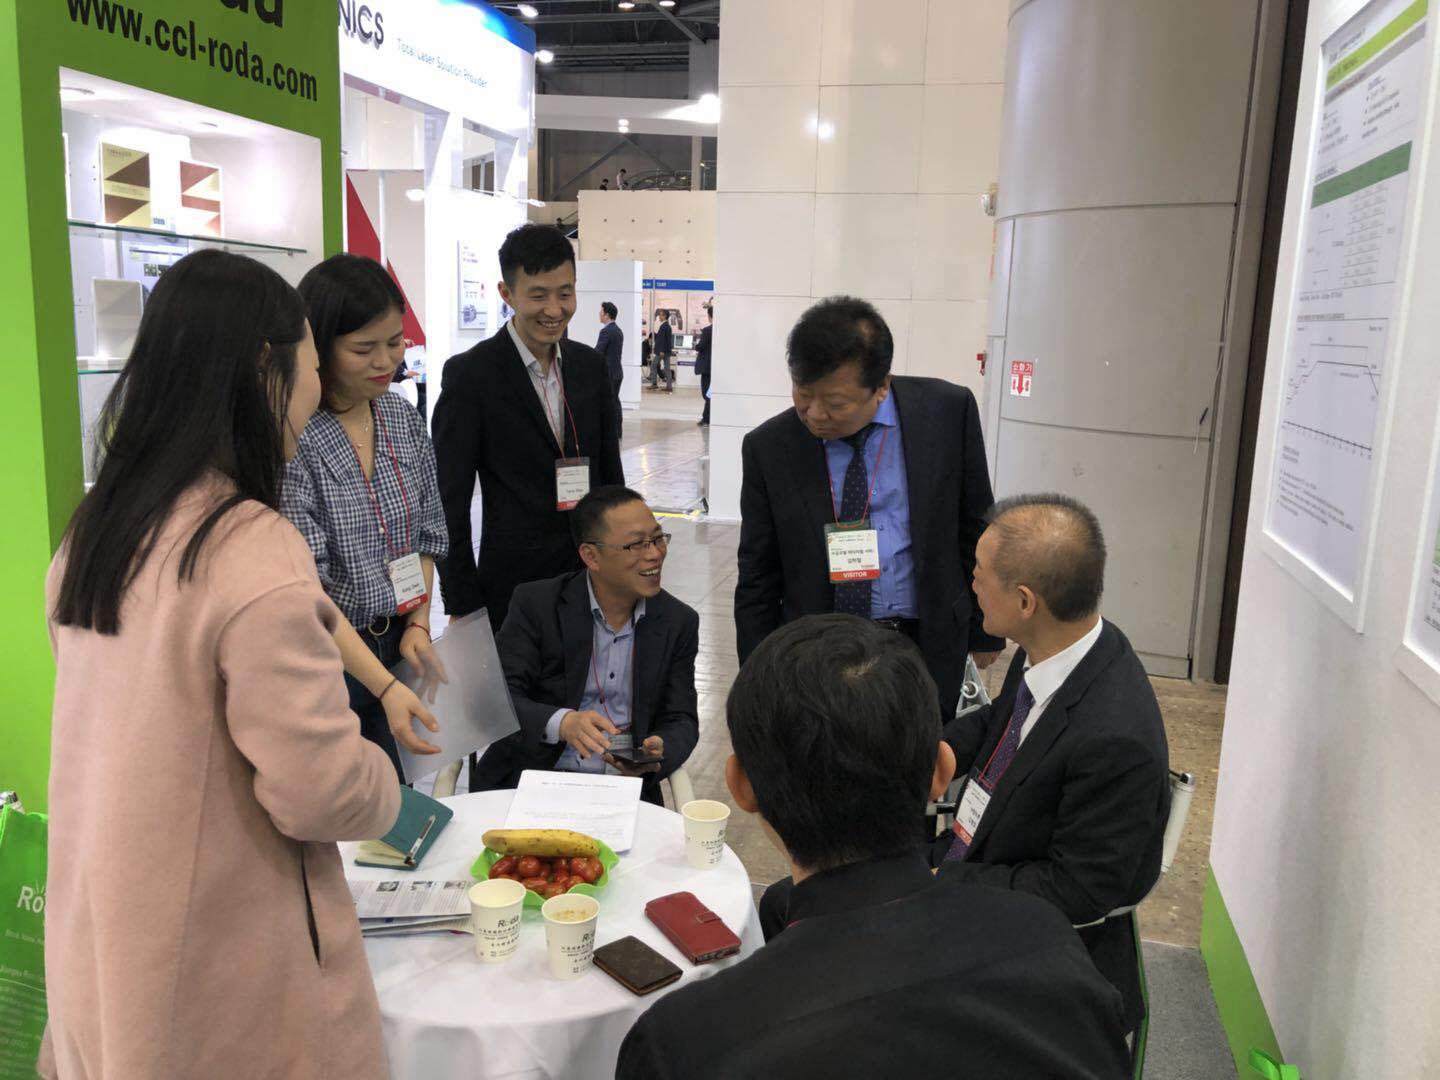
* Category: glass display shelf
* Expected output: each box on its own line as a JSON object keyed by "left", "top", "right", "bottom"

{"left": 68, "top": 219, "right": 307, "bottom": 256}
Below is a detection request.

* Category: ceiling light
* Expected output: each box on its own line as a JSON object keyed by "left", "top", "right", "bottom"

{"left": 536, "top": 48, "right": 555, "bottom": 64}
{"left": 618, "top": 1, "right": 635, "bottom": 8}
{"left": 517, "top": 3, "right": 539, "bottom": 16}
{"left": 658, "top": 0, "right": 676, "bottom": 6}
{"left": 405, "top": 188, "right": 426, "bottom": 202}
{"left": 527, "top": 198, "right": 547, "bottom": 208}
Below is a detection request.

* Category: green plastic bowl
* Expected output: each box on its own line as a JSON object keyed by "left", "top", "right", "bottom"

{"left": 470, "top": 841, "right": 619, "bottom": 908}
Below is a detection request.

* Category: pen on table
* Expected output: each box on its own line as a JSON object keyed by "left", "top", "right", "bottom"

{"left": 405, "top": 814, "right": 438, "bottom": 867}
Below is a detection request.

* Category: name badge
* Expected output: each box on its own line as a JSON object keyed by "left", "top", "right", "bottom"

{"left": 387, "top": 552, "right": 428, "bottom": 615}
{"left": 824, "top": 521, "right": 881, "bottom": 582}
{"left": 556, "top": 457, "right": 591, "bottom": 511}
{"left": 952, "top": 770, "right": 992, "bottom": 851}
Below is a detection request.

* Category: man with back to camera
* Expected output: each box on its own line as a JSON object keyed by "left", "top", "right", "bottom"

{"left": 734, "top": 295, "right": 1004, "bottom": 721}
{"left": 932, "top": 493, "right": 1170, "bottom": 1036}
{"left": 694, "top": 301, "right": 713, "bottom": 426}
{"left": 650, "top": 310, "right": 674, "bottom": 391}
{"left": 615, "top": 615, "right": 1131, "bottom": 1079}
{"left": 432, "top": 223, "right": 625, "bottom": 635}
{"left": 474, "top": 486, "right": 698, "bottom": 806}
{"left": 597, "top": 301, "right": 625, "bottom": 419}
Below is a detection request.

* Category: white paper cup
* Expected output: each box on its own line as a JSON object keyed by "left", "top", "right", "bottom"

{"left": 681, "top": 799, "right": 731, "bottom": 870}
{"left": 469, "top": 878, "right": 526, "bottom": 963}
{"left": 541, "top": 893, "right": 600, "bottom": 979}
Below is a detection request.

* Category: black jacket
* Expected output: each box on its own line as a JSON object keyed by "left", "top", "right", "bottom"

{"left": 475, "top": 570, "right": 699, "bottom": 805}
{"left": 933, "top": 620, "right": 1170, "bottom": 1030}
{"left": 735, "top": 376, "right": 1003, "bottom": 716}
{"left": 654, "top": 322, "right": 673, "bottom": 356}
{"left": 693, "top": 324, "right": 712, "bottom": 378}
{"left": 596, "top": 321, "right": 624, "bottom": 383}
{"left": 431, "top": 328, "right": 624, "bottom": 629}
{"left": 617, "top": 852, "right": 1130, "bottom": 1079}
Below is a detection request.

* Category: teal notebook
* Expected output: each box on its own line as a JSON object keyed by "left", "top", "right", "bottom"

{"left": 354, "top": 787, "right": 453, "bottom": 871}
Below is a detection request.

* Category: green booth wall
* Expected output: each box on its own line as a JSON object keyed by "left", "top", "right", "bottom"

{"left": 0, "top": 0, "right": 343, "bottom": 813}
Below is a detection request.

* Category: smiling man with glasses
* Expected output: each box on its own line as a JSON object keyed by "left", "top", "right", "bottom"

{"left": 473, "top": 486, "right": 700, "bottom": 803}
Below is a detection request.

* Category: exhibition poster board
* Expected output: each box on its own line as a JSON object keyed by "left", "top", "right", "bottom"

{"left": 1262, "top": 0, "right": 1435, "bottom": 625}
{"left": 0, "top": 0, "right": 344, "bottom": 813}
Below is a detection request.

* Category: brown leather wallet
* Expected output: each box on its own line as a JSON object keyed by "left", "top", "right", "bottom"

{"left": 593, "top": 936, "right": 683, "bottom": 996}
{"left": 644, "top": 891, "right": 741, "bottom": 964}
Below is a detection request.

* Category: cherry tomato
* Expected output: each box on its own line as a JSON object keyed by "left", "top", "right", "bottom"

{"left": 516, "top": 856, "right": 543, "bottom": 879}
{"left": 539, "top": 881, "right": 566, "bottom": 900}
{"left": 588, "top": 857, "right": 605, "bottom": 879}
{"left": 569, "top": 857, "right": 590, "bottom": 876}
{"left": 577, "top": 860, "right": 602, "bottom": 884}
{"left": 520, "top": 876, "right": 548, "bottom": 893}
{"left": 550, "top": 858, "right": 569, "bottom": 876}
{"left": 489, "top": 856, "right": 519, "bottom": 879}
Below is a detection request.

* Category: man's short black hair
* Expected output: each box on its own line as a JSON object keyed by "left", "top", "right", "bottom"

{"left": 727, "top": 615, "right": 940, "bottom": 871}
{"left": 499, "top": 223, "right": 575, "bottom": 287}
{"left": 571, "top": 485, "right": 647, "bottom": 546}
{"left": 601, "top": 301, "right": 618, "bottom": 320}
{"left": 986, "top": 493, "right": 1107, "bottom": 622}
{"left": 787, "top": 295, "right": 893, "bottom": 390}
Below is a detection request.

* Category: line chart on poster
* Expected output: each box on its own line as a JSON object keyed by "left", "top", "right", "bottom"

{"left": 1281, "top": 321, "right": 1387, "bottom": 457}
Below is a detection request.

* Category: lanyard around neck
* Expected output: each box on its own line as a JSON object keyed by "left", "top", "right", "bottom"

{"left": 346, "top": 403, "right": 414, "bottom": 560}
{"left": 825, "top": 425, "right": 890, "bottom": 524}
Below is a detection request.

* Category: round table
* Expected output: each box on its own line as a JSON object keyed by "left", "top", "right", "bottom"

{"left": 341, "top": 790, "right": 765, "bottom": 1080}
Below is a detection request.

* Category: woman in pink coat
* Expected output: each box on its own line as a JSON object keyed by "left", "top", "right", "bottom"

{"left": 40, "top": 250, "right": 401, "bottom": 1079}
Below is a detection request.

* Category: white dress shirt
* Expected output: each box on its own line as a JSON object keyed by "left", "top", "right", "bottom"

{"left": 1017, "top": 617, "right": 1105, "bottom": 746}
{"left": 507, "top": 319, "right": 564, "bottom": 446}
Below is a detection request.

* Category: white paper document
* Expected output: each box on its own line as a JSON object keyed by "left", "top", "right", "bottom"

{"left": 503, "top": 770, "right": 643, "bottom": 853}
{"left": 395, "top": 609, "right": 521, "bottom": 780}
{"left": 350, "top": 878, "right": 472, "bottom": 920}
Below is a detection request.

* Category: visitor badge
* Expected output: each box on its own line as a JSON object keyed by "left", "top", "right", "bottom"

{"left": 824, "top": 521, "right": 881, "bottom": 582}
{"left": 387, "top": 552, "right": 428, "bottom": 615}
{"left": 952, "top": 770, "right": 991, "bottom": 852}
{"left": 556, "top": 457, "right": 591, "bottom": 510}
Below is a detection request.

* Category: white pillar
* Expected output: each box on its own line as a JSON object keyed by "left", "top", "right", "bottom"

{"left": 709, "top": 0, "right": 1008, "bottom": 520}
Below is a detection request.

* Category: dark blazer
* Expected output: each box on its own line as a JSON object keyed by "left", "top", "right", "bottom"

{"left": 933, "top": 619, "right": 1170, "bottom": 1030}
{"left": 617, "top": 852, "right": 1131, "bottom": 1079}
{"left": 596, "top": 321, "right": 624, "bottom": 383}
{"left": 654, "top": 322, "right": 673, "bottom": 355}
{"left": 693, "top": 324, "right": 712, "bottom": 378}
{"left": 476, "top": 570, "right": 700, "bottom": 805}
{"left": 431, "top": 328, "right": 624, "bottom": 629}
{"left": 734, "top": 375, "right": 1003, "bottom": 717}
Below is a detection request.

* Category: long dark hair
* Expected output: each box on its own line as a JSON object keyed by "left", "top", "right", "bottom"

{"left": 297, "top": 253, "right": 404, "bottom": 410}
{"left": 55, "top": 249, "right": 307, "bottom": 634}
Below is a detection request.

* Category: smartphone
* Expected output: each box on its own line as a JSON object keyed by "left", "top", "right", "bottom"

{"left": 593, "top": 936, "right": 683, "bottom": 995}
{"left": 607, "top": 747, "right": 663, "bottom": 768}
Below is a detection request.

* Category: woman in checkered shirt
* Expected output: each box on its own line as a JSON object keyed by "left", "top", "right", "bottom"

{"left": 281, "top": 255, "right": 450, "bottom": 781}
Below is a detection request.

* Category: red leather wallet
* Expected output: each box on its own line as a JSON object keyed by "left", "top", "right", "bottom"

{"left": 644, "top": 891, "right": 742, "bottom": 964}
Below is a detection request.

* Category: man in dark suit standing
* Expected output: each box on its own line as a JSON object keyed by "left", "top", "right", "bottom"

{"left": 735, "top": 295, "right": 1004, "bottom": 719}
{"left": 596, "top": 301, "right": 625, "bottom": 404}
{"left": 477, "top": 487, "right": 699, "bottom": 806}
{"left": 694, "top": 302, "right": 713, "bottom": 426}
{"left": 933, "top": 493, "right": 1170, "bottom": 1035}
{"left": 432, "top": 224, "right": 624, "bottom": 634}
{"left": 649, "top": 310, "right": 674, "bottom": 391}
{"left": 617, "top": 615, "right": 1130, "bottom": 1079}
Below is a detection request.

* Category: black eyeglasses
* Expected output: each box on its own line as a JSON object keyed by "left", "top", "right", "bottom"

{"left": 584, "top": 533, "right": 672, "bottom": 554}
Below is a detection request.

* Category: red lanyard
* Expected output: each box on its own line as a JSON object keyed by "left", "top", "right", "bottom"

{"left": 536, "top": 354, "right": 583, "bottom": 456}
{"left": 346, "top": 403, "right": 414, "bottom": 561}
{"left": 588, "top": 618, "right": 637, "bottom": 727}
{"left": 826, "top": 426, "right": 890, "bottom": 524}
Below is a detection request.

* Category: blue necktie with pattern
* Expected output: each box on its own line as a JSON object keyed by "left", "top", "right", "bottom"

{"left": 832, "top": 424, "right": 876, "bottom": 618}
{"left": 944, "top": 677, "right": 1035, "bottom": 862}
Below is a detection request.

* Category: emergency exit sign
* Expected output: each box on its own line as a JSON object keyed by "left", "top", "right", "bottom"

{"left": 1009, "top": 360, "right": 1034, "bottom": 397}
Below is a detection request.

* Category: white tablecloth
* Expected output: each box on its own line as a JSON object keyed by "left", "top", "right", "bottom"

{"left": 341, "top": 790, "right": 764, "bottom": 1080}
